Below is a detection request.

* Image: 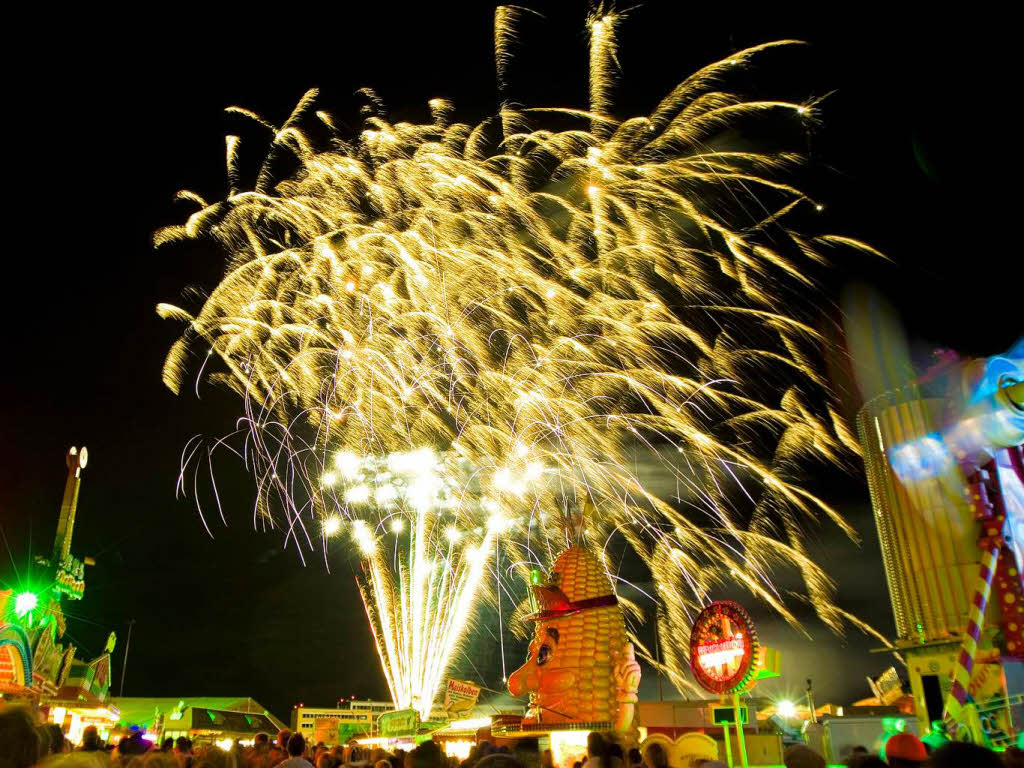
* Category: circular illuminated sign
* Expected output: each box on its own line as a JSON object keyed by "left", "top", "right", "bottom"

{"left": 689, "top": 600, "right": 758, "bottom": 694}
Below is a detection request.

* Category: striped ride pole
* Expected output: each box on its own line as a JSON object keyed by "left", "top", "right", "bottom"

{"left": 942, "top": 543, "right": 1000, "bottom": 735}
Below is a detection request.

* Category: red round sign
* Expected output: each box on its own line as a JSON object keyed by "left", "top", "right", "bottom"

{"left": 689, "top": 600, "right": 758, "bottom": 694}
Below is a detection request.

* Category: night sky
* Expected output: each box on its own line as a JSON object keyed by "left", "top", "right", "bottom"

{"left": 1, "top": 3, "right": 1019, "bottom": 722}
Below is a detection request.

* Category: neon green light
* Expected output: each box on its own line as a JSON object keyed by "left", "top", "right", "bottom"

{"left": 14, "top": 591, "right": 38, "bottom": 617}
{"left": 882, "top": 716, "right": 902, "bottom": 731}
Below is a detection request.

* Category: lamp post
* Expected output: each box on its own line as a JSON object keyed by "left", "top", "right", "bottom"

{"left": 119, "top": 619, "right": 136, "bottom": 697}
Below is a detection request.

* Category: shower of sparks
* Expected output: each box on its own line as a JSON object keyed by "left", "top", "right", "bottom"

{"left": 332, "top": 447, "right": 510, "bottom": 718}
{"left": 160, "top": 8, "right": 875, "bottom": 700}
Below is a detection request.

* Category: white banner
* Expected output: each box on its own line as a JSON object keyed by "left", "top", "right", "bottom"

{"left": 444, "top": 678, "right": 481, "bottom": 715}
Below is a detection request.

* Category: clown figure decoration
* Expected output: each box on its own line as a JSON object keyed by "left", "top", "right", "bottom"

{"left": 508, "top": 547, "right": 641, "bottom": 732}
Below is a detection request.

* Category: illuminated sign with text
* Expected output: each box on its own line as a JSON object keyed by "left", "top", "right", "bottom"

{"left": 689, "top": 600, "right": 758, "bottom": 694}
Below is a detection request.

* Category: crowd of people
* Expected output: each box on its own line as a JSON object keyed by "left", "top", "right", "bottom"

{"left": 2, "top": 703, "right": 1021, "bottom": 768}
{"left": 784, "top": 731, "right": 1016, "bottom": 768}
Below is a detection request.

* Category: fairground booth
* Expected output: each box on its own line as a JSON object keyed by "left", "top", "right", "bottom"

{"left": 114, "top": 697, "right": 285, "bottom": 747}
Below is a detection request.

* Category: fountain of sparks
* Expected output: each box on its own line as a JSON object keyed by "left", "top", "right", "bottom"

{"left": 319, "top": 447, "right": 523, "bottom": 719}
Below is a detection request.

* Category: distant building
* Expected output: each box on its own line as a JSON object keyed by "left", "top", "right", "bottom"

{"left": 290, "top": 700, "right": 394, "bottom": 745}
{"left": 344, "top": 699, "right": 395, "bottom": 717}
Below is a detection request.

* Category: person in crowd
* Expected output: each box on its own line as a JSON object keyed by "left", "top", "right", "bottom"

{"left": 173, "top": 737, "right": 193, "bottom": 768}
{"left": 409, "top": 742, "right": 444, "bottom": 768}
{"left": 512, "top": 741, "right": 539, "bottom": 768}
{"left": 884, "top": 732, "right": 928, "bottom": 768}
{"left": 586, "top": 732, "right": 622, "bottom": 768}
{"left": 75, "top": 730, "right": 111, "bottom": 768}
{"left": 193, "top": 746, "right": 231, "bottom": 768}
{"left": 64, "top": 754, "right": 116, "bottom": 768}
{"left": 50, "top": 723, "right": 70, "bottom": 755}
{"left": 247, "top": 733, "right": 273, "bottom": 768}
{"left": 473, "top": 753, "right": 522, "bottom": 768}
{"left": 37, "top": 724, "right": 60, "bottom": 760}
{"left": 276, "top": 734, "right": 313, "bottom": 768}
{"left": 846, "top": 757, "right": 886, "bottom": 768}
{"left": 926, "top": 741, "right": 1001, "bottom": 768}
{"left": 161, "top": 740, "right": 175, "bottom": 755}
{"left": 228, "top": 740, "right": 246, "bottom": 768}
{"left": 782, "top": 744, "right": 826, "bottom": 768}
{"left": 0, "top": 704, "right": 42, "bottom": 768}
{"left": 842, "top": 748, "right": 872, "bottom": 768}
{"left": 113, "top": 732, "right": 149, "bottom": 768}
{"left": 113, "top": 747, "right": 130, "bottom": 768}
{"left": 144, "top": 750, "right": 178, "bottom": 768}
{"left": 271, "top": 732, "right": 293, "bottom": 766}
{"left": 374, "top": 760, "right": 391, "bottom": 768}
{"left": 625, "top": 749, "right": 640, "bottom": 768}
{"left": 80, "top": 727, "right": 105, "bottom": 753}
{"left": 640, "top": 743, "right": 667, "bottom": 768}
{"left": 1004, "top": 745, "right": 1024, "bottom": 768}
{"left": 540, "top": 750, "right": 554, "bottom": 768}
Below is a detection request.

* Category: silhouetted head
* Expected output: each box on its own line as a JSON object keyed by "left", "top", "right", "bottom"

{"left": 287, "top": 733, "right": 306, "bottom": 758}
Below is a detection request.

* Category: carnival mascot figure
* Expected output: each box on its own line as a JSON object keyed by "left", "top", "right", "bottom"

{"left": 508, "top": 547, "right": 641, "bottom": 733}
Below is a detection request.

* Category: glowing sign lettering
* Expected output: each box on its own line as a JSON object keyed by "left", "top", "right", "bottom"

{"left": 689, "top": 600, "right": 758, "bottom": 694}
{"left": 696, "top": 635, "right": 746, "bottom": 667}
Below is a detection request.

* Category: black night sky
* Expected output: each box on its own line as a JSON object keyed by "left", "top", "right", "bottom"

{"left": 1, "top": 3, "right": 1019, "bottom": 723}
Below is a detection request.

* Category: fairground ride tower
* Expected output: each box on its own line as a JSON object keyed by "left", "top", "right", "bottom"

{"left": 857, "top": 349, "right": 1024, "bottom": 746}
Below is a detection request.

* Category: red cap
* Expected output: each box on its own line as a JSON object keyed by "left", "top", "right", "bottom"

{"left": 885, "top": 732, "right": 928, "bottom": 762}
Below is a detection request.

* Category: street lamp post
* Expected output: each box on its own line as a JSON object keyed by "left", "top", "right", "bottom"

{"left": 119, "top": 619, "right": 136, "bottom": 697}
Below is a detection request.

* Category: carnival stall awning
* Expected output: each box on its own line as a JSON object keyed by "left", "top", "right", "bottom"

{"left": 112, "top": 697, "right": 285, "bottom": 733}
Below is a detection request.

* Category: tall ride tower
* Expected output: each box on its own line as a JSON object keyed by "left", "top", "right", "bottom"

{"left": 858, "top": 350, "right": 1024, "bottom": 745}
{"left": 45, "top": 446, "right": 90, "bottom": 600}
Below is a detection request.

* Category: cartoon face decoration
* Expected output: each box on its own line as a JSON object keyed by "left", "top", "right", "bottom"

{"left": 509, "top": 624, "right": 577, "bottom": 719}
{"left": 507, "top": 547, "right": 640, "bottom": 731}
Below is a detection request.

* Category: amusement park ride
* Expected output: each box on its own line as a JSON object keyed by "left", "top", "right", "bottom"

{"left": 857, "top": 341, "right": 1024, "bottom": 747}
{"left": 0, "top": 447, "right": 119, "bottom": 740}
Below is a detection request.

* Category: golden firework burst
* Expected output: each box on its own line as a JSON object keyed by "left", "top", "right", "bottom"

{"left": 159, "top": 7, "right": 875, "bottom": 702}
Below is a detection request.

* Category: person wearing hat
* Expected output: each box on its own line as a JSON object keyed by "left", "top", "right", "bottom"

{"left": 884, "top": 733, "right": 928, "bottom": 767}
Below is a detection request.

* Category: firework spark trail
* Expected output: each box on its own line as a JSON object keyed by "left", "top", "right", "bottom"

{"left": 160, "top": 9, "right": 878, "bottom": 705}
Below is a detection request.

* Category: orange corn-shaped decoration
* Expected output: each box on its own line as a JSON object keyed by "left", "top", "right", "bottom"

{"left": 508, "top": 547, "right": 639, "bottom": 730}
